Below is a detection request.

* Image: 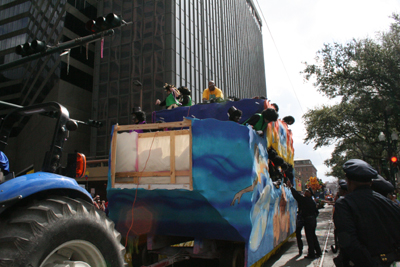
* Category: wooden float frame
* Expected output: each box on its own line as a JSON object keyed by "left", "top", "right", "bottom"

{"left": 109, "top": 119, "right": 193, "bottom": 190}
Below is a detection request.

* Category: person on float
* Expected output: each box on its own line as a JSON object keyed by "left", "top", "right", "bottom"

{"left": 155, "top": 83, "right": 181, "bottom": 109}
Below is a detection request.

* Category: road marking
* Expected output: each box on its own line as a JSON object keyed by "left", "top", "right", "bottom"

{"left": 317, "top": 220, "right": 334, "bottom": 267}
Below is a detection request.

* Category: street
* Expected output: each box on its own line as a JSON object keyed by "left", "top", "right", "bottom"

{"left": 263, "top": 205, "right": 336, "bottom": 267}
{"left": 163, "top": 205, "right": 336, "bottom": 267}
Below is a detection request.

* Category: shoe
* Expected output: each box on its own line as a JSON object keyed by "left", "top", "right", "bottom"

{"left": 316, "top": 254, "right": 321, "bottom": 258}
{"left": 304, "top": 255, "right": 316, "bottom": 259}
{"left": 298, "top": 250, "right": 303, "bottom": 256}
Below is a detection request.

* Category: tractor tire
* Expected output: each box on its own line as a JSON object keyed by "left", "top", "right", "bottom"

{"left": 0, "top": 195, "right": 126, "bottom": 267}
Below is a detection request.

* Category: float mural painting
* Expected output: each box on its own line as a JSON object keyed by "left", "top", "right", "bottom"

{"left": 107, "top": 102, "right": 297, "bottom": 267}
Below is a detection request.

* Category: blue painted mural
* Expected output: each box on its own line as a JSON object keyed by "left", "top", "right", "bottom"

{"left": 107, "top": 117, "right": 297, "bottom": 267}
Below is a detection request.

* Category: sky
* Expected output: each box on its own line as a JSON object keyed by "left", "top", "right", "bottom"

{"left": 255, "top": 0, "right": 400, "bottom": 182}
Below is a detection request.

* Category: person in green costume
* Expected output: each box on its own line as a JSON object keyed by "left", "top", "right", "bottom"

{"left": 155, "top": 83, "right": 181, "bottom": 109}
{"left": 243, "top": 108, "right": 279, "bottom": 135}
{"left": 177, "top": 86, "right": 192, "bottom": 107}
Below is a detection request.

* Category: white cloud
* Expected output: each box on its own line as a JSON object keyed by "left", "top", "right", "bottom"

{"left": 256, "top": 0, "right": 400, "bottom": 182}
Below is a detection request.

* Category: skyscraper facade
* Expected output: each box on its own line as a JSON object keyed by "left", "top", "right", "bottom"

{"left": 0, "top": 0, "right": 267, "bottom": 170}
{"left": 92, "top": 0, "right": 266, "bottom": 157}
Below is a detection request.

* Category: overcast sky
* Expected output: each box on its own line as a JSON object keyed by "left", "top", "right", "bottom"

{"left": 255, "top": 0, "right": 400, "bottom": 182}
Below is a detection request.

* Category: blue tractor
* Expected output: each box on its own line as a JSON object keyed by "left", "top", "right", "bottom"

{"left": 0, "top": 102, "right": 126, "bottom": 267}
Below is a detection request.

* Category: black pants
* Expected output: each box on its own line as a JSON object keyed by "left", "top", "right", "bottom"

{"left": 304, "top": 215, "right": 322, "bottom": 256}
{"left": 296, "top": 216, "right": 304, "bottom": 253}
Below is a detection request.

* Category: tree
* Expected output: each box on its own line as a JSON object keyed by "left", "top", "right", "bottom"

{"left": 302, "top": 14, "right": 400, "bottom": 180}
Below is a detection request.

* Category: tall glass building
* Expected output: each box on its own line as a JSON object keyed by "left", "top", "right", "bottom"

{"left": 92, "top": 0, "right": 266, "bottom": 157}
{"left": 0, "top": 0, "right": 267, "bottom": 164}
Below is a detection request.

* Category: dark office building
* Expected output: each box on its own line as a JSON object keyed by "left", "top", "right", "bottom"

{"left": 0, "top": 0, "right": 98, "bottom": 173}
{"left": 92, "top": 0, "right": 267, "bottom": 157}
{"left": 0, "top": 0, "right": 267, "bottom": 172}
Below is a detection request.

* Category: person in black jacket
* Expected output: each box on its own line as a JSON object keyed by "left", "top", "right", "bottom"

{"left": 295, "top": 204, "right": 305, "bottom": 256}
{"left": 287, "top": 180, "right": 322, "bottom": 259}
{"left": 333, "top": 159, "right": 400, "bottom": 267}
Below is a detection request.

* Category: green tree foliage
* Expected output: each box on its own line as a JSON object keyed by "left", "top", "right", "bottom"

{"left": 302, "top": 14, "right": 400, "bottom": 179}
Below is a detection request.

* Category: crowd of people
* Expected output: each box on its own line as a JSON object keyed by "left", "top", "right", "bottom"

{"left": 131, "top": 80, "right": 278, "bottom": 133}
{"left": 93, "top": 195, "right": 108, "bottom": 215}
{"left": 288, "top": 159, "right": 400, "bottom": 266}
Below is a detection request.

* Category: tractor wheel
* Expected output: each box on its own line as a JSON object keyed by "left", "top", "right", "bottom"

{"left": 0, "top": 195, "right": 126, "bottom": 267}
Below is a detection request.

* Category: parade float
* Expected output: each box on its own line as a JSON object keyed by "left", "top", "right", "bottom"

{"left": 107, "top": 98, "right": 298, "bottom": 267}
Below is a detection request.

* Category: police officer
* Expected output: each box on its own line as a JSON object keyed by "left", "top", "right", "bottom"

{"left": 287, "top": 180, "right": 322, "bottom": 259}
{"left": 333, "top": 159, "right": 400, "bottom": 267}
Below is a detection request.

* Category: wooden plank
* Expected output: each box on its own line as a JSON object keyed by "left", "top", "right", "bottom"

{"left": 115, "top": 176, "right": 191, "bottom": 184}
{"left": 114, "top": 184, "right": 191, "bottom": 190}
{"left": 110, "top": 124, "right": 119, "bottom": 188}
{"left": 117, "top": 120, "right": 191, "bottom": 131}
{"left": 115, "top": 170, "right": 190, "bottom": 178}
{"left": 170, "top": 131, "right": 176, "bottom": 184}
{"left": 86, "top": 159, "right": 108, "bottom": 164}
{"left": 189, "top": 124, "right": 193, "bottom": 190}
{"left": 86, "top": 166, "right": 108, "bottom": 178}
{"left": 76, "top": 177, "right": 107, "bottom": 182}
{"left": 138, "top": 129, "right": 190, "bottom": 138}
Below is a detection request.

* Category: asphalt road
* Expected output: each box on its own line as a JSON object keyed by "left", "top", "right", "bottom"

{"left": 263, "top": 205, "right": 336, "bottom": 267}
{"left": 143, "top": 205, "right": 337, "bottom": 267}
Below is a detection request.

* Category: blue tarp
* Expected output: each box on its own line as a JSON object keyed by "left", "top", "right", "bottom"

{"left": 153, "top": 98, "right": 265, "bottom": 124}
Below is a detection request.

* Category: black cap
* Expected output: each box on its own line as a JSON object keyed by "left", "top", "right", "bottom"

{"left": 271, "top": 103, "right": 279, "bottom": 112}
{"left": 282, "top": 116, "right": 295, "bottom": 125}
{"left": 342, "top": 159, "right": 377, "bottom": 182}
{"left": 131, "top": 107, "right": 142, "bottom": 114}
{"left": 371, "top": 175, "right": 394, "bottom": 196}
{"left": 178, "top": 86, "right": 191, "bottom": 95}
{"left": 228, "top": 106, "right": 242, "bottom": 117}
{"left": 338, "top": 179, "right": 348, "bottom": 191}
{"left": 261, "top": 108, "right": 278, "bottom": 122}
{"left": 305, "top": 187, "right": 314, "bottom": 196}
{"left": 131, "top": 107, "right": 146, "bottom": 122}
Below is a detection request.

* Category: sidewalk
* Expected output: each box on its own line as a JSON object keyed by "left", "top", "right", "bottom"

{"left": 263, "top": 205, "right": 336, "bottom": 267}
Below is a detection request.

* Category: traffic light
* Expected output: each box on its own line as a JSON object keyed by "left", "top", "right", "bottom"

{"left": 390, "top": 156, "right": 398, "bottom": 174}
{"left": 15, "top": 40, "right": 46, "bottom": 57}
{"left": 87, "top": 119, "right": 103, "bottom": 128}
{"left": 85, "top": 13, "right": 122, "bottom": 33}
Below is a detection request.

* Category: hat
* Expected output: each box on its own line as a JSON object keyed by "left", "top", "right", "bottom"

{"left": 178, "top": 86, "right": 191, "bottom": 95}
{"left": 261, "top": 108, "right": 278, "bottom": 122}
{"left": 131, "top": 107, "right": 146, "bottom": 122}
{"left": 282, "top": 116, "right": 295, "bottom": 125}
{"left": 131, "top": 107, "right": 142, "bottom": 114}
{"left": 305, "top": 187, "right": 314, "bottom": 196}
{"left": 268, "top": 148, "right": 278, "bottom": 160}
{"left": 342, "top": 159, "right": 378, "bottom": 182}
{"left": 371, "top": 175, "right": 394, "bottom": 196}
{"left": 338, "top": 179, "right": 348, "bottom": 191}
{"left": 163, "top": 83, "right": 174, "bottom": 91}
{"left": 228, "top": 106, "right": 242, "bottom": 117}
